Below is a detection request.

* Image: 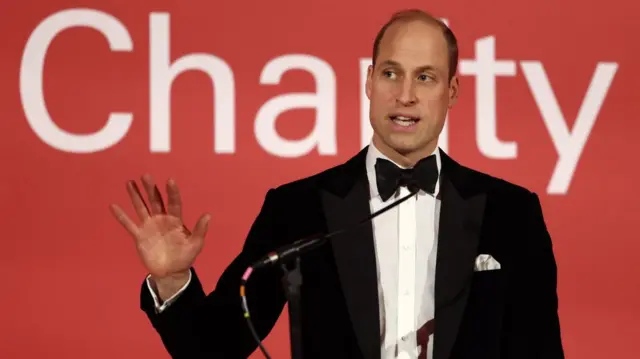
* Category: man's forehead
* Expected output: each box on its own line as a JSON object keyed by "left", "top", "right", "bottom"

{"left": 375, "top": 58, "right": 446, "bottom": 76}
{"left": 377, "top": 32, "right": 448, "bottom": 72}
{"left": 379, "top": 21, "right": 447, "bottom": 54}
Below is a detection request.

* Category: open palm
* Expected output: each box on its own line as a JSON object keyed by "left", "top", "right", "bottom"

{"left": 110, "top": 175, "right": 210, "bottom": 279}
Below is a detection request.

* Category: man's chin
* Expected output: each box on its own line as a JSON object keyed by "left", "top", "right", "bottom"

{"left": 373, "top": 133, "right": 433, "bottom": 155}
{"left": 386, "top": 135, "right": 422, "bottom": 153}
{"left": 386, "top": 136, "right": 438, "bottom": 156}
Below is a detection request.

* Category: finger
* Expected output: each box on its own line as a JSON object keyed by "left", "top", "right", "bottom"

{"left": 141, "top": 174, "right": 166, "bottom": 215}
{"left": 109, "top": 204, "right": 140, "bottom": 238}
{"left": 166, "top": 178, "right": 183, "bottom": 218}
{"left": 191, "top": 213, "right": 211, "bottom": 239}
{"left": 126, "top": 181, "right": 150, "bottom": 222}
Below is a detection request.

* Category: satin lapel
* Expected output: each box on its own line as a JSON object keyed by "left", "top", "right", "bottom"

{"left": 320, "top": 149, "right": 381, "bottom": 359}
{"left": 433, "top": 154, "right": 487, "bottom": 359}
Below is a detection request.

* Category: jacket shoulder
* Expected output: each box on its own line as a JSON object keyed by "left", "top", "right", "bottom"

{"left": 449, "top": 157, "right": 538, "bottom": 202}
{"left": 269, "top": 148, "right": 369, "bottom": 199}
{"left": 271, "top": 160, "right": 351, "bottom": 196}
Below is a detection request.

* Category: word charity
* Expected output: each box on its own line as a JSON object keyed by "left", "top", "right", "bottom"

{"left": 19, "top": 9, "right": 618, "bottom": 194}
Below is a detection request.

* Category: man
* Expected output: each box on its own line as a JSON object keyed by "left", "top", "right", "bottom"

{"left": 110, "top": 9, "right": 564, "bottom": 359}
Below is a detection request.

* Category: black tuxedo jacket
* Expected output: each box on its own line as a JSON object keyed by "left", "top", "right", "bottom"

{"left": 140, "top": 147, "right": 564, "bottom": 359}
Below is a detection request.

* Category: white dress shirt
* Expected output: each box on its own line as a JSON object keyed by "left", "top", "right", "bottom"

{"left": 366, "top": 143, "right": 441, "bottom": 359}
{"left": 147, "top": 142, "right": 442, "bottom": 359}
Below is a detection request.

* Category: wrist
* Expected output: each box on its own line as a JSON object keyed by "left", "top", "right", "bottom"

{"left": 150, "top": 270, "right": 190, "bottom": 302}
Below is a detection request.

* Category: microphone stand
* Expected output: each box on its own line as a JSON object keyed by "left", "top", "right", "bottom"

{"left": 281, "top": 257, "right": 304, "bottom": 359}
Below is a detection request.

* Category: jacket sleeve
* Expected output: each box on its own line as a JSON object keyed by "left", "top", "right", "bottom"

{"left": 139, "top": 188, "right": 288, "bottom": 359}
{"left": 502, "top": 191, "right": 565, "bottom": 358}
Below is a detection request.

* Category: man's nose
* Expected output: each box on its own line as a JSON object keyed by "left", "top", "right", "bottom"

{"left": 396, "top": 79, "right": 417, "bottom": 106}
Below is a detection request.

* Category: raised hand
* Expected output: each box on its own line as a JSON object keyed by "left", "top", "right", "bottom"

{"left": 110, "top": 174, "right": 210, "bottom": 299}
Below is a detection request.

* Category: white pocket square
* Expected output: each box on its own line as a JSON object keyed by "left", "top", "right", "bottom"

{"left": 474, "top": 254, "right": 501, "bottom": 271}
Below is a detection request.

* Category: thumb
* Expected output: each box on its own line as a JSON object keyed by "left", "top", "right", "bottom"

{"left": 192, "top": 213, "right": 211, "bottom": 239}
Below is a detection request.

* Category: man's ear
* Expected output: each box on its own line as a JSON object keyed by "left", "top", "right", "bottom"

{"left": 448, "top": 74, "right": 459, "bottom": 107}
{"left": 365, "top": 65, "right": 374, "bottom": 100}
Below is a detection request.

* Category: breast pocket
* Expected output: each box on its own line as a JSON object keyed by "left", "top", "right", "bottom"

{"left": 470, "top": 270, "right": 507, "bottom": 304}
{"left": 464, "top": 270, "right": 508, "bottom": 334}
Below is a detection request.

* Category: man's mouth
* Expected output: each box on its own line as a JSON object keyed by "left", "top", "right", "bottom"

{"left": 390, "top": 115, "right": 419, "bottom": 127}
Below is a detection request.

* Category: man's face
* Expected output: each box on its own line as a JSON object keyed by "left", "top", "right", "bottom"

{"left": 366, "top": 19, "right": 459, "bottom": 159}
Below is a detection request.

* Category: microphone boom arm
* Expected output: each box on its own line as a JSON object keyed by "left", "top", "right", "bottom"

{"left": 250, "top": 189, "right": 418, "bottom": 269}
{"left": 240, "top": 189, "right": 419, "bottom": 359}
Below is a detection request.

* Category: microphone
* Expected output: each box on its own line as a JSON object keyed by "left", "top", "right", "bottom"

{"left": 250, "top": 187, "right": 419, "bottom": 270}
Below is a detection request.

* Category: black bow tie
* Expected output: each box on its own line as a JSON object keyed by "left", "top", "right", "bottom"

{"left": 374, "top": 155, "right": 439, "bottom": 201}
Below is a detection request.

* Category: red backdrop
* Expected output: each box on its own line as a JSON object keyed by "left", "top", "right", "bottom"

{"left": 1, "top": 0, "right": 639, "bottom": 358}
